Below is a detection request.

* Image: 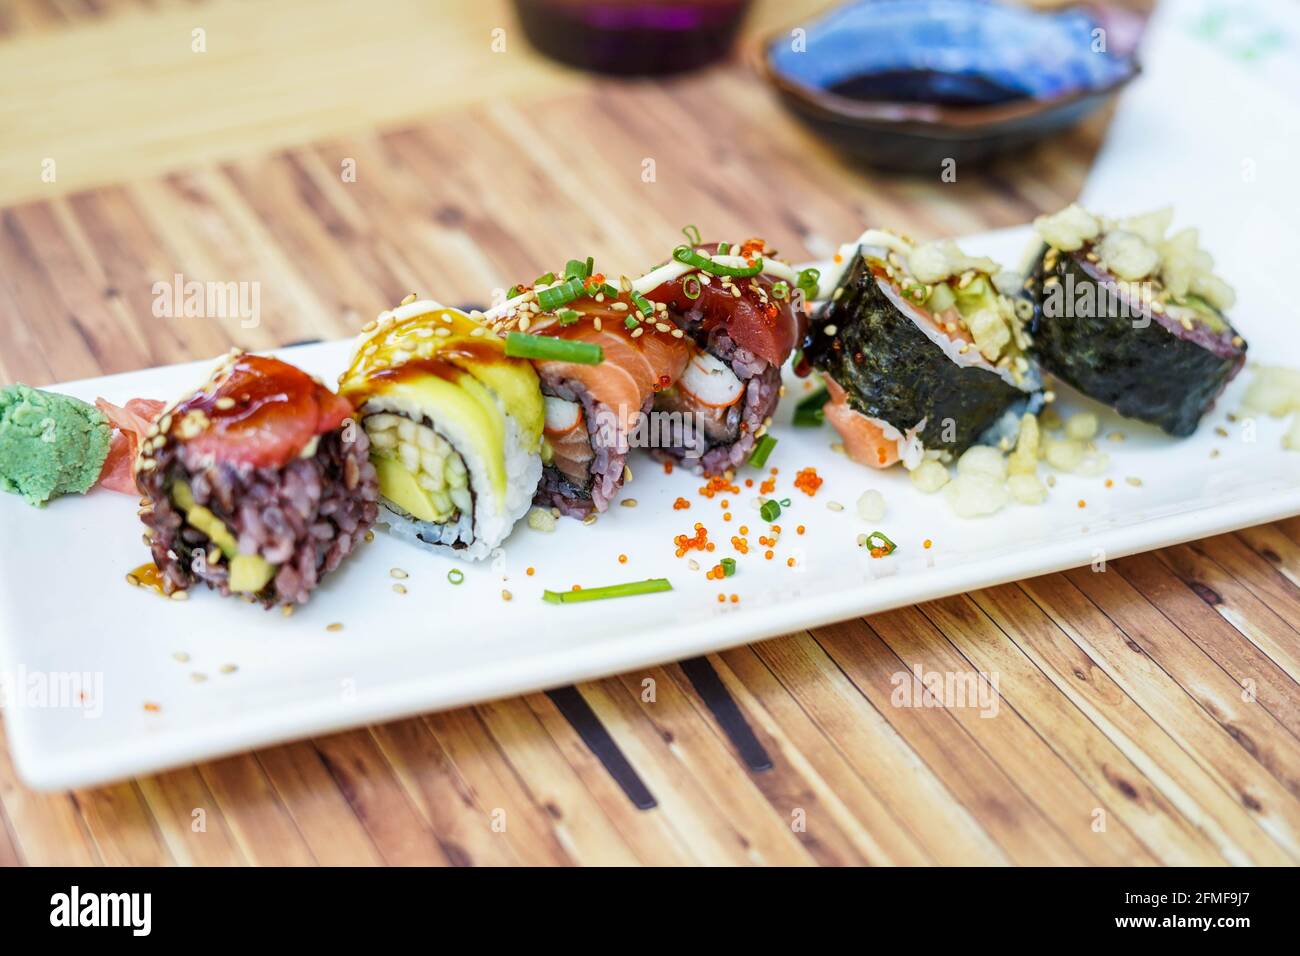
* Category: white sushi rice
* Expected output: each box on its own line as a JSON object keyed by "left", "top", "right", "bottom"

{"left": 363, "top": 392, "right": 541, "bottom": 562}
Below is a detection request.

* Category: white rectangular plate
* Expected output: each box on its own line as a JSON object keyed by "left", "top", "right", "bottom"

{"left": 3, "top": 227, "right": 1299, "bottom": 790}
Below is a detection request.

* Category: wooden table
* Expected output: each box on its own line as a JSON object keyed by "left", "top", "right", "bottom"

{"left": 1, "top": 0, "right": 1297, "bottom": 866}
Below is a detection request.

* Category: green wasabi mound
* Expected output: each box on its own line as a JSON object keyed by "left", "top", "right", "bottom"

{"left": 0, "top": 384, "right": 112, "bottom": 506}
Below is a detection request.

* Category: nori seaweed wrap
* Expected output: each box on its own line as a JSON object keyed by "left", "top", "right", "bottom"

{"left": 803, "top": 232, "right": 1040, "bottom": 467}
{"left": 1025, "top": 205, "right": 1246, "bottom": 437}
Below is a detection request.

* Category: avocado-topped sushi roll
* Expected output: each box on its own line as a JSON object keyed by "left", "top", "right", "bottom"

{"left": 339, "top": 300, "right": 544, "bottom": 559}
{"left": 485, "top": 262, "right": 689, "bottom": 517}
{"left": 802, "top": 231, "right": 1040, "bottom": 468}
{"left": 136, "top": 351, "right": 379, "bottom": 606}
{"left": 1025, "top": 205, "right": 1245, "bottom": 436}
{"left": 642, "top": 238, "right": 809, "bottom": 475}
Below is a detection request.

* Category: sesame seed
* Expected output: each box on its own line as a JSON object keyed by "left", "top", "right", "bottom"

{"left": 390, "top": 568, "right": 409, "bottom": 579}
{"left": 191, "top": 673, "right": 208, "bottom": 683}
{"left": 173, "top": 652, "right": 190, "bottom": 663}
{"left": 1125, "top": 476, "right": 1142, "bottom": 487}
{"left": 620, "top": 498, "right": 638, "bottom": 508}
{"left": 219, "top": 664, "right": 238, "bottom": 675}
{"left": 392, "top": 583, "right": 407, "bottom": 594}
{"left": 169, "top": 589, "right": 188, "bottom": 601}
{"left": 501, "top": 589, "right": 513, "bottom": 602}
{"left": 326, "top": 623, "right": 344, "bottom": 633}
{"left": 583, "top": 513, "right": 598, "bottom": 525}
{"left": 826, "top": 501, "right": 844, "bottom": 512}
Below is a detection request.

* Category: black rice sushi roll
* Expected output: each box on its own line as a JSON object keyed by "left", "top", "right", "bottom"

{"left": 642, "top": 238, "right": 808, "bottom": 475}
{"left": 1025, "top": 205, "right": 1246, "bottom": 436}
{"left": 802, "top": 230, "right": 1040, "bottom": 469}
{"left": 136, "top": 350, "right": 379, "bottom": 606}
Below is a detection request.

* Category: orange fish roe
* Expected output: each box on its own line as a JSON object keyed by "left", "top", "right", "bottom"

{"left": 730, "top": 594, "right": 739, "bottom": 603}
{"left": 739, "top": 525, "right": 749, "bottom": 535}
{"left": 786, "top": 557, "right": 796, "bottom": 567}
{"left": 730, "top": 535, "right": 750, "bottom": 555}
{"left": 765, "top": 550, "right": 774, "bottom": 560}
{"left": 706, "top": 563, "right": 730, "bottom": 581}
{"left": 745, "top": 478, "right": 754, "bottom": 488}
{"left": 674, "top": 523, "right": 711, "bottom": 557}
{"left": 572, "top": 584, "right": 582, "bottom": 591}
{"left": 759, "top": 477, "right": 776, "bottom": 495}
{"left": 770, "top": 467, "right": 779, "bottom": 476}
{"left": 869, "top": 547, "right": 889, "bottom": 559}
{"left": 618, "top": 554, "right": 628, "bottom": 564}
{"left": 663, "top": 460, "right": 674, "bottom": 475}
{"left": 797, "top": 525, "right": 805, "bottom": 535}
{"left": 771, "top": 525, "right": 781, "bottom": 534}
{"left": 794, "top": 467, "right": 824, "bottom": 496}
{"left": 717, "top": 593, "right": 726, "bottom": 603}
{"left": 720, "top": 499, "right": 729, "bottom": 508}
{"left": 923, "top": 539, "right": 932, "bottom": 550}
{"left": 1105, "top": 479, "right": 1114, "bottom": 488}
{"left": 699, "top": 476, "right": 740, "bottom": 499}
{"left": 1077, "top": 499, "right": 1087, "bottom": 509}
{"left": 673, "top": 497, "right": 691, "bottom": 510}
{"left": 723, "top": 512, "right": 732, "bottom": 521}
{"left": 526, "top": 567, "right": 535, "bottom": 576}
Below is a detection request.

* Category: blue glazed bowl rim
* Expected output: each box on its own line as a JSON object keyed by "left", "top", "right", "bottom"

{"left": 757, "top": 1, "right": 1142, "bottom": 132}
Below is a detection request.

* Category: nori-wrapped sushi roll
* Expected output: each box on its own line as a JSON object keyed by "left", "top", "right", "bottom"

{"left": 1025, "top": 205, "right": 1246, "bottom": 437}
{"left": 802, "top": 231, "right": 1040, "bottom": 467}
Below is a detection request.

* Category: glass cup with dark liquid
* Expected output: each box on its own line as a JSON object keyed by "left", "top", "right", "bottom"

{"left": 512, "top": 0, "right": 752, "bottom": 75}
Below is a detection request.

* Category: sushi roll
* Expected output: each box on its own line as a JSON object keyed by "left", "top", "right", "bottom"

{"left": 338, "top": 300, "right": 544, "bottom": 559}
{"left": 802, "top": 230, "right": 1039, "bottom": 468}
{"left": 1025, "top": 205, "right": 1245, "bottom": 436}
{"left": 136, "top": 351, "right": 379, "bottom": 606}
{"left": 485, "top": 263, "right": 689, "bottom": 517}
{"left": 641, "top": 238, "right": 808, "bottom": 474}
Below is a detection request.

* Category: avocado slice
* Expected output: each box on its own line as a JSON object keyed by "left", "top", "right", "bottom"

{"left": 372, "top": 454, "right": 448, "bottom": 523}
{"left": 230, "top": 554, "right": 275, "bottom": 594}
{"left": 170, "top": 480, "right": 275, "bottom": 592}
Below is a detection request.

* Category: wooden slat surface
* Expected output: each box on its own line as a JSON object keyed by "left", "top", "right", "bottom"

{"left": 1, "top": 0, "right": 1297, "bottom": 866}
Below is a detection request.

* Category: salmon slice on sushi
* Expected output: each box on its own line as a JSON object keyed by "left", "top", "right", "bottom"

{"left": 136, "top": 351, "right": 380, "bottom": 607}
{"left": 641, "top": 237, "right": 810, "bottom": 475}
{"left": 338, "top": 299, "right": 545, "bottom": 560}
{"left": 802, "top": 230, "right": 1040, "bottom": 469}
{"left": 1025, "top": 205, "right": 1246, "bottom": 436}
{"left": 484, "top": 259, "right": 689, "bottom": 517}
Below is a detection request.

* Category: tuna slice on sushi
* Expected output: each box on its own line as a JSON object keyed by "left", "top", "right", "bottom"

{"left": 1025, "top": 204, "right": 1246, "bottom": 437}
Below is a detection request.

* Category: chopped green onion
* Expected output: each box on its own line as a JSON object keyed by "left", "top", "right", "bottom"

{"left": 748, "top": 434, "right": 777, "bottom": 468}
{"left": 534, "top": 271, "right": 557, "bottom": 286}
{"left": 720, "top": 557, "right": 736, "bottom": 577}
{"left": 557, "top": 309, "right": 582, "bottom": 326}
{"left": 780, "top": 498, "right": 791, "bottom": 507}
{"left": 682, "top": 275, "right": 702, "bottom": 300}
{"left": 505, "top": 332, "right": 603, "bottom": 364}
{"left": 760, "top": 499, "right": 782, "bottom": 522}
{"left": 793, "top": 387, "right": 829, "bottom": 427}
{"left": 671, "top": 245, "right": 763, "bottom": 278}
{"left": 536, "top": 278, "right": 587, "bottom": 312}
{"left": 682, "top": 224, "right": 703, "bottom": 246}
{"left": 797, "top": 267, "right": 821, "bottom": 300}
{"left": 716, "top": 241, "right": 730, "bottom": 255}
{"left": 588, "top": 281, "right": 618, "bottom": 298}
{"left": 564, "top": 258, "right": 592, "bottom": 280}
{"left": 863, "top": 531, "right": 897, "bottom": 556}
{"left": 624, "top": 315, "right": 640, "bottom": 330}
{"left": 630, "top": 291, "right": 655, "bottom": 319}
{"left": 543, "top": 578, "right": 673, "bottom": 604}
{"left": 506, "top": 284, "right": 524, "bottom": 299}
{"left": 447, "top": 569, "right": 465, "bottom": 585}
{"left": 771, "top": 281, "right": 790, "bottom": 300}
